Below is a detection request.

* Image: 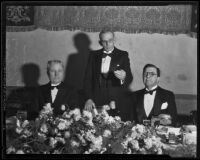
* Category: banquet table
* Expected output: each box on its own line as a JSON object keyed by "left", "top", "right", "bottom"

{"left": 4, "top": 113, "right": 197, "bottom": 157}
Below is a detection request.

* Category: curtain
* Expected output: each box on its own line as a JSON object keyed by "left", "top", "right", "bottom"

{"left": 6, "top": 5, "right": 197, "bottom": 37}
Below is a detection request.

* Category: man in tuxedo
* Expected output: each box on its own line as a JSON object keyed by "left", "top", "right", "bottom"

{"left": 132, "top": 64, "right": 177, "bottom": 125}
{"left": 33, "top": 60, "right": 79, "bottom": 118}
{"left": 83, "top": 29, "right": 133, "bottom": 120}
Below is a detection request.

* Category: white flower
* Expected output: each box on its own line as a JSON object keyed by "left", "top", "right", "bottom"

{"left": 103, "top": 129, "right": 111, "bottom": 137}
{"left": 130, "top": 139, "right": 140, "bottom": 151}
{"left": 144, "top": 138, "right": 153, "bottom": 149}
{"left": 71, "top": 140, "right": 80, "bottom": 147}
{"left": 7, "top": 146, "right": 16, "bottom": 154}
{"left": 16, "top": 150, "right": 24, "bottom": 154}
{"left": 90, "top": 136, "right": 103, "bottom": 151}
{"left": 46, "top": 103, "right": 51, "bottom": 108}
{"left": 83, "top": 110, "right": 93, "bottom": 120}
{"left": 62, "top": 112, "right": 71, "bottom": 118}
{"left": 157, "top": 148, "right": 163, "bottom": 154}
{"left": 109, "top": 101, "right": 116, "bottom": 109}
{"left": 16, "top": 127, "right": 23, "bottom": 134}
{"left": 73, "top": 108, "right": 81, "bottom": 116}
{"left": 135, "top": 124, "right": 145, "bottom": 134}
{"left": 77, "top": 134, "right": 86, "bottom": 144}
{"left": 42, "top": 103, "right": 53, "bottom": 114}
{"left": 61, "top": 105, "right": 66, "bottom": 111}
{"left": 49, "top": 137, "right": 57, "bottom": 148}
{"left": 40, "top": 123, "right": 48, "bottom": 133}
{"left": 114, "top": 116, "right": 121, "bottom": 121}
{"left": 130, "top": 131, "right": 137, "bottom": 139}
{"left": 64, "top": 131, "right": 70, "bottom": 139}
{"left": 103, "top": 105, "right": 110, "bottom": 110}
{"left": 23, "top": 129, "right": 32, "bottom": 137}
{"left": 57, "top": 121, "right": 66, "bottom": 130}
{"left": 21, "top": 120, "right": 29, "bottom": 128}
{"left": 74, "top": 115, "right": 81, "bottom": 121}
{"left": 55, "top": 137, "right": 65, "bottom": 144}
{"left": 106, "top": 116, "right": 115, "bottom": 124}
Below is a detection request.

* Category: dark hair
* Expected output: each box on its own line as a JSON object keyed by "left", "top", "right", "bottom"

{"left": 99, "top": 28, "right": 115, "bottom": 40}
{"left": 143, "top": 64, "right": 160, "bottom": 77}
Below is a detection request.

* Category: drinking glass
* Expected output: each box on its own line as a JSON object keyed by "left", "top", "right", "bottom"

{"left": 16, "top": 110, "right": 27, "bottom": 121}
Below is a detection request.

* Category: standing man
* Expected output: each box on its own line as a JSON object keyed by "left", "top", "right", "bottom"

{"left": 132, "top": 64, "right": 177, "bottom": 125}
{"left": 83, "top": 29, "right": 133, "bottom": 119}
{"left": 33, "top": 60, "right": 79, "bottom": 118}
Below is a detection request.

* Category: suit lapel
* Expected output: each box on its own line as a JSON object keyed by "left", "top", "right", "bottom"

{"left": 109, "top": 48, "right": 121, "bottom": 72}
{"left": 137, "top": 89, "right": 147, "bottom": 121}
{"left": 149, "top": 87, "right": 162, "bottom": 117}
{"left": 53, "top": 84, "right": 66, "bottom": 107}
{"left": 96, "top": 49, "right": 103, "bottom": 76}
{"left": 44, "top": 83, "right": 52, "bottom": 104}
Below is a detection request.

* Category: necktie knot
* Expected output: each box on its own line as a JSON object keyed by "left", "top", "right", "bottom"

{"left": 102, "top": 51, "right": 113, "bottom": 58}
{"left": 144, "top": 88, "right": 157, "bottom": 95}
{"left": 51, "top": 83, "right": 62, "bottom": 90}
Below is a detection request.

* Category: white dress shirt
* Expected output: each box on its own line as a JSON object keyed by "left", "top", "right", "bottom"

{"left": 144, "top": 85, "right": 158, "bottom": 117}
{"left": 101, "top": 50, "right": 113, "bottom": 74}
{"left": 51, "top": 82, "right": 61, "bottom": 103}
{"left": 101, "top": 49, "right": 124, "bottom": 84}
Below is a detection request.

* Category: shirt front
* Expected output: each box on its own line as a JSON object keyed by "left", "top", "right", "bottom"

{"left": 51, "top": 82, "right": 61, "bottom": 103}
{"left": 144, "top": 85, "right": 158, "bottom": 117}
{"left": 101, "top": 49, "right": 114, "bottom": 74}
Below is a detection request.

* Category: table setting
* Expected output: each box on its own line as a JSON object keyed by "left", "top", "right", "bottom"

{"left": 5, "top": 104, "right": 197, "bottom": 157}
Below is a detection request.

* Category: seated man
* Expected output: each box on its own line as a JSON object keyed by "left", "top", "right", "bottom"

{"left": 32, "top": 60, "right": 79, "bottom": 118}
{"left": 132, "top": 64, "right": 177, "bottom": 126}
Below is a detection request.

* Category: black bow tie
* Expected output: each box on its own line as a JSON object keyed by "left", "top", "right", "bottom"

{"left": 51, "top": 83, "right": 62, "bottom": 90}
{"left": 102, "top": 51, "right": 113, "bottom": 58}
{"left": 144, "top": 88, "right": 157, "bottom": 95}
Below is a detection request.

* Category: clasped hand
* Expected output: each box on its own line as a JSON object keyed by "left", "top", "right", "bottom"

{"left": 114, "top": 69, "right": 126, "bottom": 81}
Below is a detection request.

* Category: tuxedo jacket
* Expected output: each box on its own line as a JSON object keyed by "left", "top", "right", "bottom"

{"left": 35, "top": 82, "right": 79, "bottom": 116}
{"left": 132, "top": 86, "right": 177, "bottom": 125}
{"left": 83, "top": 47, "right": 133, "bottom": 117}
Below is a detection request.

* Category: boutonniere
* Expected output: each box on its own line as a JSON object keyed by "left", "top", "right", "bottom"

{"left": 61, "top": 104, "right": 66, "bottom": 111}
{"left": 161, "top": 102, "right": 168, "bottom": 110}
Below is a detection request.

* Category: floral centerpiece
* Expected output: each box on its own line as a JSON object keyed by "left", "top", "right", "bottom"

{"left": 5, "top": 104, "right": 196, "bottom": 156}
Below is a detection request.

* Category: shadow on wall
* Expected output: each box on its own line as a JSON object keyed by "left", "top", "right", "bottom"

{"left": 64, "top": 32, "right": 91, "bottom": 90}
{"left": 6, "top": 63, "right": 40, "bottom": 119}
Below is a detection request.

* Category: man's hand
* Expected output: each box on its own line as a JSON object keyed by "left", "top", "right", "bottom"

{"left": 114, "top": 69, "right": 126, "bottom": 81}
{"left": 84, "top": 99, "right": 95, "bottom": 112}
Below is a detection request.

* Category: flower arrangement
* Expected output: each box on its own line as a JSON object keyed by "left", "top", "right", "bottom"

{"left": 5, "top": 104, "right": 196, "bottom": 156}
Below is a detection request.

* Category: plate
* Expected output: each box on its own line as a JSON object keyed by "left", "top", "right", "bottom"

{"left": 160, "top": 138, "right": 179, "bottom": 145}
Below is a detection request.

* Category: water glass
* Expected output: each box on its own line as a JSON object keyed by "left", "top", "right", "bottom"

{"left": 16, "top": 110, "right": 27, "bottom": 121}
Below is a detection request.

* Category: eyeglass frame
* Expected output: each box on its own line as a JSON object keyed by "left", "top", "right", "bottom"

{"left": 101, "top": 38, "right": 114, "bottom": 44}
{"left": 143, "top": 72, "right": 158, "bottom": 77}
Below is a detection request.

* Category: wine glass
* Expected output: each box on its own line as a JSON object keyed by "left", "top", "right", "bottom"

{"left": 143, "top": 119, "right": 151, "bottom": 126}
{"left": 16, "top": 110, "right": 27, "bottom": 122}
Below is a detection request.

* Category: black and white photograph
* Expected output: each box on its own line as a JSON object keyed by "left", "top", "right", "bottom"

{"left": 2, "top": 1, "right": 198, "bottom": 158}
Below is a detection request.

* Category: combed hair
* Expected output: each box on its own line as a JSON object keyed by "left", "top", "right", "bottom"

{"left": 99, "top": 28, "right": 115, "bottom": 40}
{"left": 143, "top": 64, "right": 160, "bottom": 77}
{"left": 47, "top": 60, "right": 64, "bottom": 74}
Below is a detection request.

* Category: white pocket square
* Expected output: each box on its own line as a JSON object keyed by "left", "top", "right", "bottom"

{"left": 161, "top": 102, "right": 168, "bottom": 110}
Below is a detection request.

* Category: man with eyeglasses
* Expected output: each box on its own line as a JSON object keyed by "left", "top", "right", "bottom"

{"left": 83, "top": 28, "right": 133, "bottom": 120}
{"left": 132, "top": 64, "right": 177, "bottom": 126}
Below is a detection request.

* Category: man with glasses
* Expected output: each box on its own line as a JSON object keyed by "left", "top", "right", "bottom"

{"left": 132, "top": 64, "right": 177, "bottom": 126}
{"left": 83, "top": 28, "right": 133, "bottom": 120}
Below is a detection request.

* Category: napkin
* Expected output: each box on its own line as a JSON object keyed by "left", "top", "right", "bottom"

{"left": 161, "top": 102, "right": 168, "bottom": 110}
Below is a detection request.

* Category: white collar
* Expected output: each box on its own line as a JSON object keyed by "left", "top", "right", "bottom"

{"left": 103, "top": 48, "right": 114, "bottom": 54}
{"left": 145, "top": 85, "right": 158, "bottom": 91}
{"left": 51, "top": 82, "right": 61, "bottom": 86}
